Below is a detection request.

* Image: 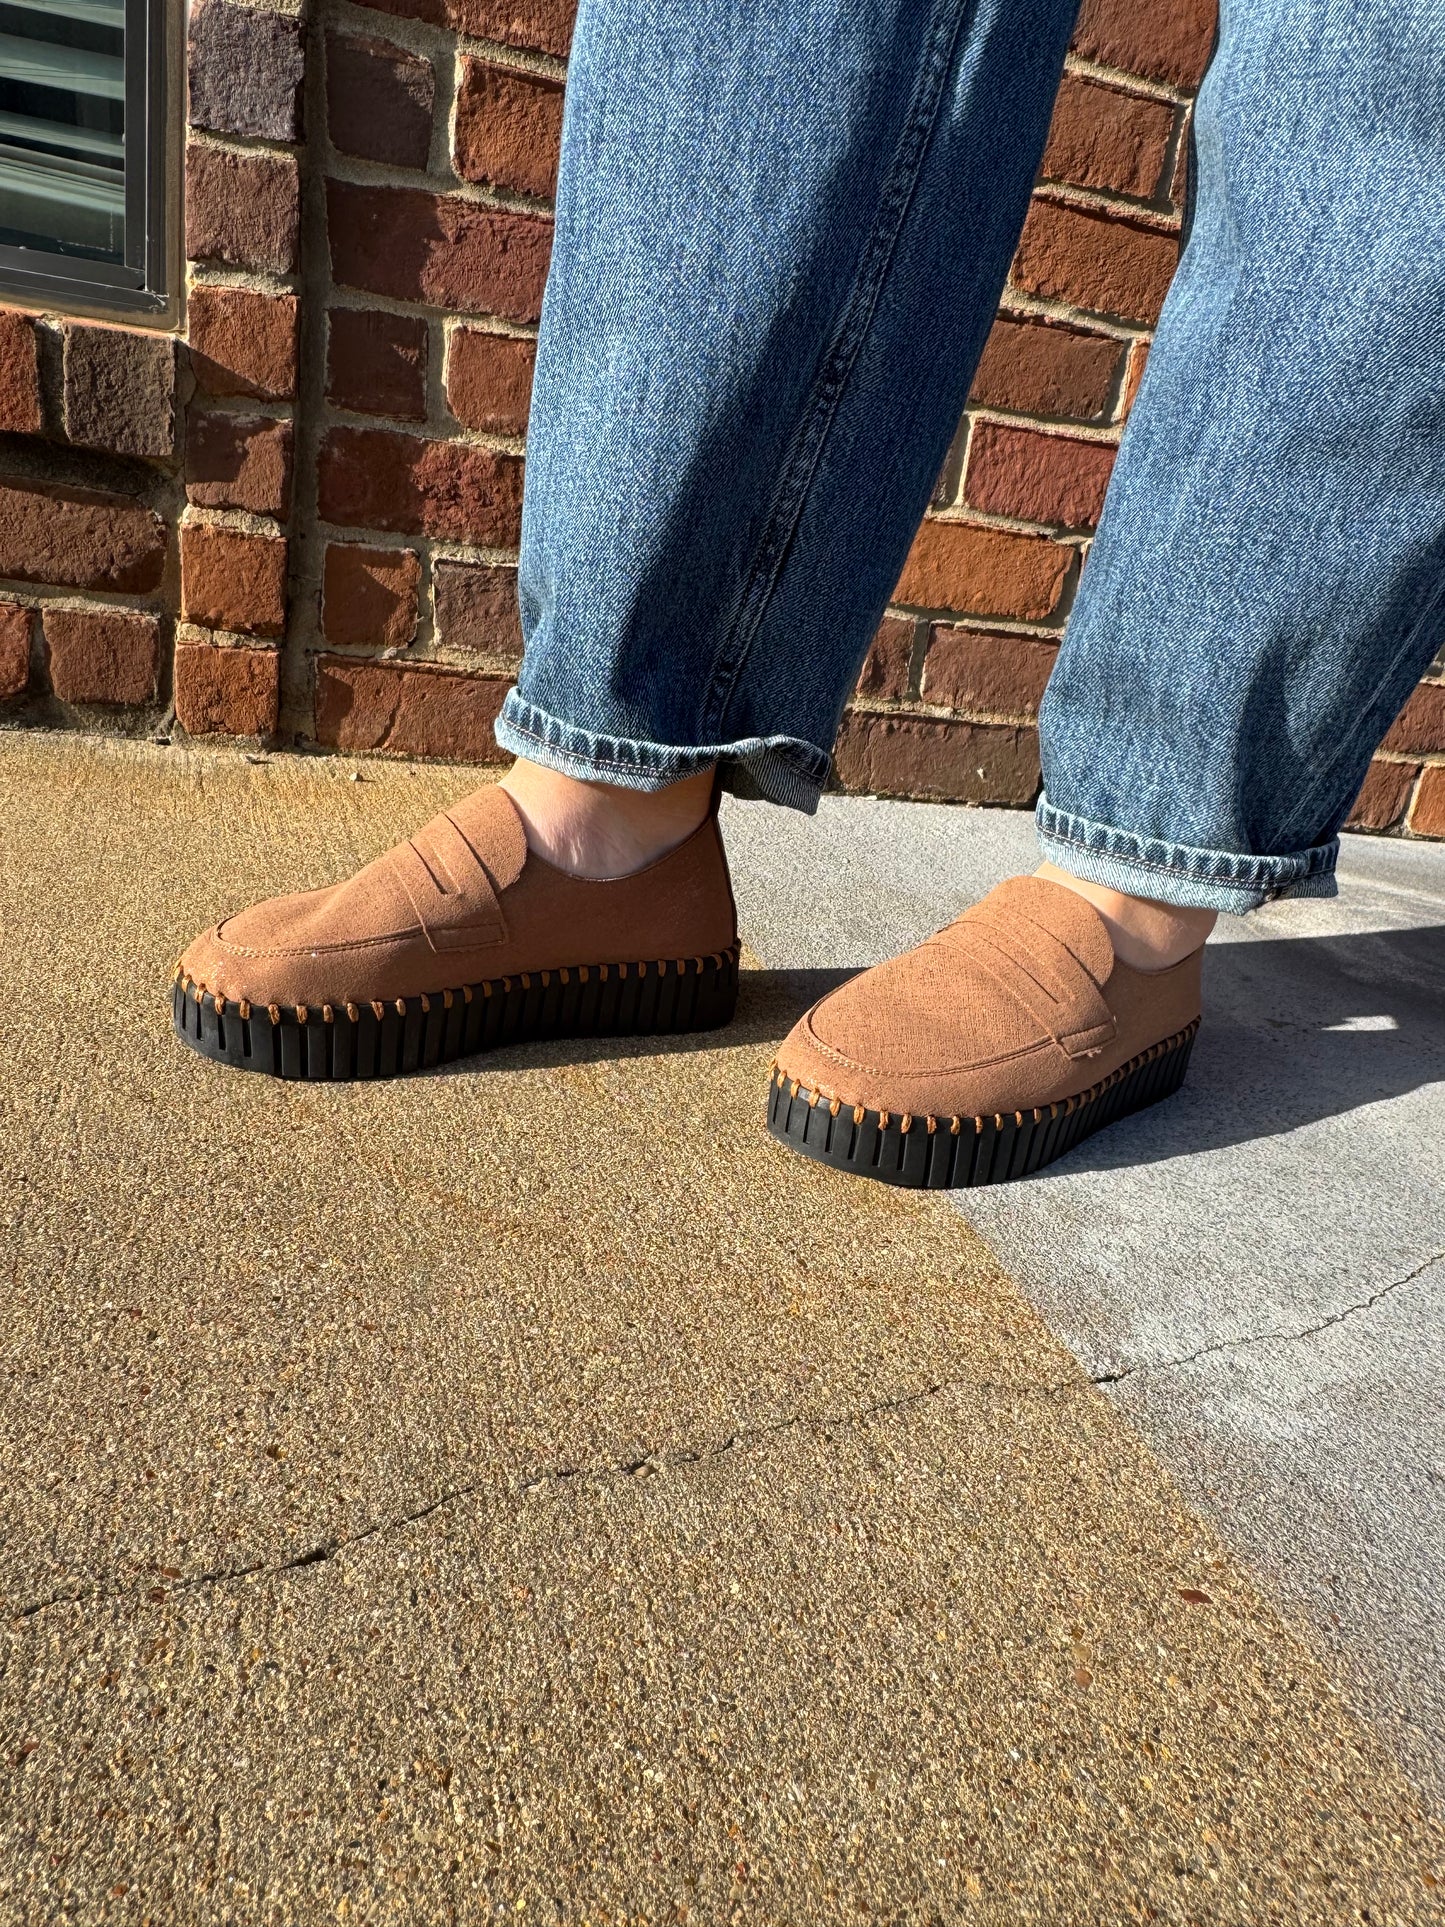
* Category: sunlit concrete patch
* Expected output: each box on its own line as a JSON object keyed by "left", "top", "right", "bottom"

{"left": 723, "top": 791, "right": 1445, "bottom": 1800}
{"left": 2, "top": 733, "right": 1442, "bottom": 1919}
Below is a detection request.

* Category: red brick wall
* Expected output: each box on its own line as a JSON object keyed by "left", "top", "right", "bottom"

{"left": 0, "top": 0, "right": 1439, "bottom": 838}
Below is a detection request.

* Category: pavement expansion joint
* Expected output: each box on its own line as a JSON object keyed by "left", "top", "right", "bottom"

{"left": 1089, "top": 1245, "right": 1445, "bottom": 1388}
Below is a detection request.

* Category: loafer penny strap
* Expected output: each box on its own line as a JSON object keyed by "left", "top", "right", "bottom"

{"left": 957, "top": 908, "right": 1117, "bottom": 1059}
{"left": 389, "top": 811, "right": 507, "bottom": 952}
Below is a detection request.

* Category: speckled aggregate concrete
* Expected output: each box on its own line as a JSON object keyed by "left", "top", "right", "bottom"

{"left": 1, "top": 733, "right": 1441, "bottom": 1924}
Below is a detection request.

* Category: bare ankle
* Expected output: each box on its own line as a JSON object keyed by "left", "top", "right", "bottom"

{"left": 1034, "top": 861, "right": 1216, "bottom": 971}
{"left": 500, "top": 759, "right": 716, "bottom": 879}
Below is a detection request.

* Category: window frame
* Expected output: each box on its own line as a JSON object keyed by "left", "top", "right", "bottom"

{"left": 0, "top": 0, "right": 177, "bottom": 320}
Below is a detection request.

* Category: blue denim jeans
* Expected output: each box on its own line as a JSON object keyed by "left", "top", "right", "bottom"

{"left": 497, "top": 0, "right": 1445, "bottom": 913}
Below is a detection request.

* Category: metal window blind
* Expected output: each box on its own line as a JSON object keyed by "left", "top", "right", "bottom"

{"left": 0, "top": 0, "right": 126, "bottom": 262}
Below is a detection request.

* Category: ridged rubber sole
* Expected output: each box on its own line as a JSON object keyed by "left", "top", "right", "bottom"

{"left": 172, "top": 945, "right": 741, "bottom": 1081}
{"left": 766, "top": 1020, "right": 1200, "bottom": 1189}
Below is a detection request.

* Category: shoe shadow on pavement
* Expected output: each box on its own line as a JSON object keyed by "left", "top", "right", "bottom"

{"left": 439, "top": 924, "right": 1445, "bottom": 1173}
{"left": 1059, "top": 923, "right": 1445, "bottom": 1174}
{"left": 435, "top": 966, "right": 854, "bottom": 1077}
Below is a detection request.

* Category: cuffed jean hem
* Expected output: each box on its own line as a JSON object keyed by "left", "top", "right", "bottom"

{"left": 494, "top": 691, "right": 832, "bottom": 813}
{"left": 1035, "top": 796, "right": 1339, "bottom": 914}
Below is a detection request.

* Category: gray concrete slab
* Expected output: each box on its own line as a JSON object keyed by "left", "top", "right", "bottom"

{"left": 722, "top": 794, "right": 1445, "bottom": 1799}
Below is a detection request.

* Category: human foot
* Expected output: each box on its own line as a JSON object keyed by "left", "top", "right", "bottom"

{"left": 500, "top": 759, "right": 716, "bottom": 879}
{"left": 173, "top": 782, "right": 738, "bottom": 1080}
{"left": 1033, "top": 860, "right": 1216, "bottom": 971}
{"left": 768, "top": 875, "right": 1203, "bottom": 1189}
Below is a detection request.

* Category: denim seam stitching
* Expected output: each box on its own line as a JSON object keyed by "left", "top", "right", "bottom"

{"left": 499, "top": 710, "right": 830, "bottom": 785}
{"left": 697, "top": 0, "right": 980, "bottom": 743}
{"left": 1035, "top": 818, "right": 1335, "bottom": 885}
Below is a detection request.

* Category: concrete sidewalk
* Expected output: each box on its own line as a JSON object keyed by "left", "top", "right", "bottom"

{"left": 724, "top": 795, "right": 1445, "bottom": 1803}
{"left": 1, "top": 733, "right": 1441, "bottom": 1924}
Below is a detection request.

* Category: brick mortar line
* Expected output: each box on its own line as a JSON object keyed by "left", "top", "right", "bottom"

{"left": 924, "top": 503, "right": 1094, "bottom": 543}
{"left": 318, "top": 396, "right": 526, "bottom": 457}
{"left": 965, "top": 406, "right": 1124, "bottom": 448}
{"left": 848, "top": 696, "right": 1042, "bottom": 729}
{"left": 1060, "top": 52, "right": 1194, "bottom": 108}
{"left": 1029, "top": 179, "right": 1183, "bottom": 236}
{"left": 1154, "top": 100, "right": 1194, "bottom": 228}
{"left": 329, "top": 0, "right": 567, "bottom": 83}
{"left": 325, "top": 283, "right": 539, "bottom": 336}
{"left": 176, "top": 620, "right": 281, "bottom": 650}
{"left": 885, "top": 606, "right": 1068, "bottom": 644}
{"left": 0, "top": 581, "right": 170, "bottom": 613}
{"left": 322, "top": 146, "right": 555, "bottom": 221}
{"left": 1038, "top": 155, "right": 1183, "bottom": 226}
{"left": 185, "top": 124, "right": 303, "bottom": 165}
{"left": 180, "top": 503, "right": 288, "bottom": 537}
{"left": 996, "top": 288, "right": 1151, "bottom": 346}
{"left": 970, "top": 398, "right": 1125, "bottom": 435}
{"left": 185, "top": 394, "right": 294, "bottom": 425}
{"left": 187, "top": 262, "right": 302, "bottom": 299}
{"left": 313, "top": 519, "right": 519, "bottom": 567}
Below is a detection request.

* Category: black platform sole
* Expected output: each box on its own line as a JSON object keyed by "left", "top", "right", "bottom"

{"left": 172, "top": 946, "right": 740, "bottom": 1081}
{"left": 766, "top": 1020, "right": 1199, "bottom": 1189}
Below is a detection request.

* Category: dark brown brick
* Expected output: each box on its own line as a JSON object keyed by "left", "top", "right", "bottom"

{"left": 454, "top": 59, "right": 563, "bottom": 201}
{"left": 445, "top": 328, "right": 535, "bottom": 435}
{"left": 1345, "top": 759, "right": 1419, "bottom": 833}
{"left": 326, "top": 31, "right": 434, "bottom": 170}
{"left": 62, "top": 323, "right": 175, "bottom": 459}
{"left": 1379, "top": 680, "right": 1445, "bottom": 757}
{"left": 314, "top": 656, "right": 511, "bottom": 760}
{"left": 188, "top": 0, "right": 304, "bottom": 142}
{"left": 1011, "top": 198, "right": 1180, "bottom": 328}
{"left": 180, "top": 522, "right": 288, "bottom": 637}
{"left": 354, "top": 0, "right": 576, "bottom": 58}
{"left": 42, "top": 607, "right": 160, "bottom": 705}
{"left": 1071, "top": 0, "right": 1217, "bottom": 94}
{"left": 0, "top": 481, "right": 166, "bottom": 592}
{"left": 327, "top": 308, "right": 428, "bottom": 422}
{"left": 834, "top": 712, "right": 1040, "bottom": 805}
{"left": 0, "top": 311, "right": 42, "bottom": 434}
{"left": 322, "top": 543, "right": 420, "bottom": 650}
{"left": 327, "top": 179, "right": 552, "bottom": 323}
{"left": 187, "top": 286, "right": 298, "bottom": 401}
{"left": 964, "top": 421, "right": 1116, "bottom": 530}
{"left": 1042, "top": 75, "right": 1176, "bottom": 202}
{"left": 318, "top": 425, "right": 525, "bottom": 546}
{"left": 432, "top": 560, "right": 523, "bottom": 659}
{"left": 186, "top": 144, "right": 301, "bottom": 275}
{"left": 921, "top": 625, "right": 1058, "bottom": 717}
{"left": 855, "top": 615, "right": 914, "bottom": 703}
{"left": 185, "top": 412, "right": 294, "bottom": 517}
{"left": 969, "top": 317, "right": 1121, "bottom": 423}
{"left": 895, "top": 519, "right": 1072, "bottom": 621}
{"left": 1409, "top": 765, "right": 1445, "bottom": 839}
{"left": 175, "top": 641, "right": 279, "bottom": 737}
{"left": 0, "top": 602, "right": 30, "bottom": 697}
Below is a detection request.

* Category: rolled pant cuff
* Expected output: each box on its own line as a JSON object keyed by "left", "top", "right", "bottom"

{"left": 495, "top": 691, "right": 831, "bottom": 813}
{"left": 1035, "top": 796, "right": 1339, "bottom": 914}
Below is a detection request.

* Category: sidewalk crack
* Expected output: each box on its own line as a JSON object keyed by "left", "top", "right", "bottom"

{"left": 8, "top": 1377, "right": 985, "bottom": 1626}
{"left": 1089, "top": 1247, "right": 1445, "bottom": 1389}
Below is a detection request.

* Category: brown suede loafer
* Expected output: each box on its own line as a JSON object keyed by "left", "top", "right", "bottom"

{"left": 173, "top": 785, "right": 739, "bottom": 1080}
{"left": 767, "top": 875, "right": 1202, "bottom": 1189}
